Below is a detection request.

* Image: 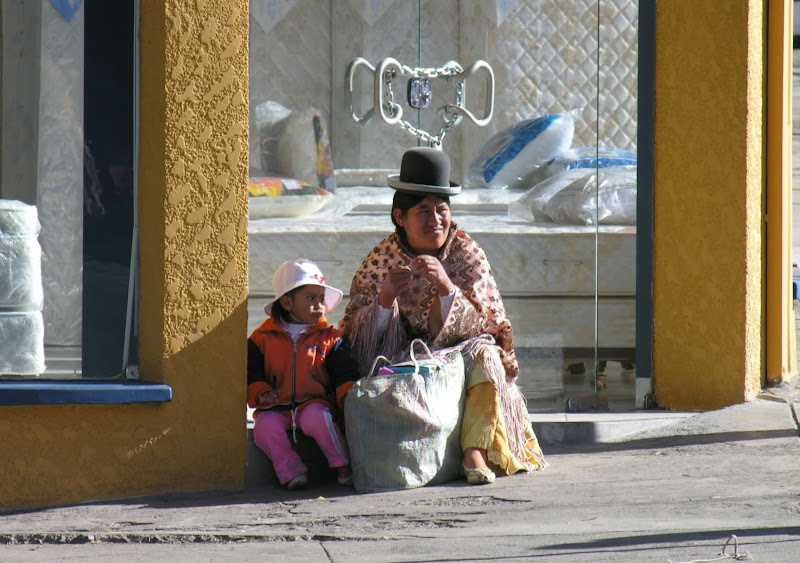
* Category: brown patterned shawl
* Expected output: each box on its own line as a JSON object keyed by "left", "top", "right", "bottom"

{"left": 339, "top": 224, "right": 518, "bottom": 380}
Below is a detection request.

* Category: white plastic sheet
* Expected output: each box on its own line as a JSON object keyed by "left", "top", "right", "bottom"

{"left": 0, "top": 200, "right": 43, "bottom": 311}
{"left": 0, "top": 312, "right": 45, "bottom": 375}
{"left": 509, "top": 167, "right": 637, "bottom": 225}
{"left": 0, "top": 200, "right": 45, "bottom": 375}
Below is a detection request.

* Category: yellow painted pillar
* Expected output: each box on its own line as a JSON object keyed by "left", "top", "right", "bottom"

{"left": 654, "top": 1, "right": 764, "bottom": 410}
{"left": 139, "top": 0, "right": 249, "bottom": 487}
{"left": 766, "top": 0, "right": 797, "bottom": 383}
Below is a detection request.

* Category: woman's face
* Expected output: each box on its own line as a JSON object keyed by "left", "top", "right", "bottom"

{"left": 393, "top": 196, "right": 452, "bottom": 254}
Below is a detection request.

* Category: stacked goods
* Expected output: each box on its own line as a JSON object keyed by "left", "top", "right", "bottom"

{"left": 0, "top": 200, "right": 45, "bottom": 375}
{"left": 464, "top": 109, "right": 638, "bottom": 225}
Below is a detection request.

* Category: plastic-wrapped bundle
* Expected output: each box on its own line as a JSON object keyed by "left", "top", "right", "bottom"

{"left": 0, "top": 200, "right": 43, "bottom": 310}
{"left": 0, "top": 311, "right": 45, "bottom": 375}
{"left": 509, "top": 167, "right": 637, "bottom": 225}
{"left": 543, "top": 168, "right": 638, "bottom": 225}
{"left": 466, "top": 109, "right": 580, "bottom": 190}
{"left": 0, "top": 200, "right": 45, "bottom": 375}
{"left": 508, "top": 168, "right": 596, "bottom": 223}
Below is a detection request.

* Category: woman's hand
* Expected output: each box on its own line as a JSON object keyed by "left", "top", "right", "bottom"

{"left": 257, "top": 390, "right": 279, "bottom": 408}
{"left": 411, "top": 255, "right": 454, "bottom": 296}
{"left": 379, "top": 266, "right": 412, "bottom": 308}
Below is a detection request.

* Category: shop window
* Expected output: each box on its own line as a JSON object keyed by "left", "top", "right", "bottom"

{"left": 0, "top": 1, "right": 168, "bottom": 404}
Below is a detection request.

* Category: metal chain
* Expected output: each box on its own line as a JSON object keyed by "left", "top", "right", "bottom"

{"left": 382, "top": 61, "right": 465, "bottom": 147}
{"left": 396, "top": 118, "right": 458, "bottom": 148}
{"left": 382, "top": 70, "right": 399, "bottom": 119}
{"left": 400, "top": 60, "right": 463, "bottom": 79}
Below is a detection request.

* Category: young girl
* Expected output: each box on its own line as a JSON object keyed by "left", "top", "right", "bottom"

{"left": 247, "top": 259, "right": 360, "bottom": 490}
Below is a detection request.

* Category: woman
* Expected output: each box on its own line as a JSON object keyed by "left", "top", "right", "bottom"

{"left": 340, "top": 147, "right": 546, "bottom": 485}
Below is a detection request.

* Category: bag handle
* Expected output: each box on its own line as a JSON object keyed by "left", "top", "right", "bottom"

{"left": 367, "top": 355, "right": 391, "bottom": 378}
{"left": 409, "top": 339, "right": 434, "bottom": 374}
{"left": 367, "top": 340, "right": 432, "bottom": 377}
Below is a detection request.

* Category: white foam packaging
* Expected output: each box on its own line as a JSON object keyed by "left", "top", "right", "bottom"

{"left": 0, "top": 200, "right": 45, "bottom": 375}
{"left": 0, "top": 311, "right": 45, "bottom": 375}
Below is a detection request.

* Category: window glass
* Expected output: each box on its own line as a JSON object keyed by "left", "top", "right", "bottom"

{"left": 248, "top": 1, "right": 638, "bottom": 411}
{"left": 0, "top": 0, "right": 136, "bottom": 379}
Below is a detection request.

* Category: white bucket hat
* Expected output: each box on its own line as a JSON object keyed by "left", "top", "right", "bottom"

{"left": 264, "top": 259, "right": 343, "bottom": 316}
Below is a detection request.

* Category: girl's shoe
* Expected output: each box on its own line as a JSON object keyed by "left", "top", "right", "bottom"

{"left": 336, "top": 465, "right": 354, "bottom": 486}
{"left": 462, "top": 461, "right": 495, "bottom": 485}
{"left": 285, "top": 473, "right": 309, "bottom": 490}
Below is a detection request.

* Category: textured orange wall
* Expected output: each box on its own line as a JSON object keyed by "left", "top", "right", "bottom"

{"left": 0, "top": 0, "right": 249, "bottom": 510}
{"left": 653, "top": 0, "right": 764, "bottom": 410}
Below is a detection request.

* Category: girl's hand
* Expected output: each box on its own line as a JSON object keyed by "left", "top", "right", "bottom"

{"left": 379, "top": 266, "right": 412, "bottom": 307}
{"left": 257, "top": 390, "right": 279, "bottom": 408}
{"left": 411, "top": 256, "right": 454, "bottom": 296}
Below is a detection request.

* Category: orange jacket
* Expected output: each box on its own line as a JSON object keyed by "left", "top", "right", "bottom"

{"left": 247, "top": 316, "right": 359, "bottom": 418}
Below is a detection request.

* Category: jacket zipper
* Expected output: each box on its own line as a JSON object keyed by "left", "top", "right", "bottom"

{"left": 291, "top": 337, "right": 298, "bottom": 443}
{"left": 260, "top": 322, "right": 325, "bottom": 443}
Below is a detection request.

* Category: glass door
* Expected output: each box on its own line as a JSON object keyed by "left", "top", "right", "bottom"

{"left": 247, "top": 0, "right": 639, "bottom": 411}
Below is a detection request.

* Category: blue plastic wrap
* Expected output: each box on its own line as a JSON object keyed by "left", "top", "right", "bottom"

{"left": 465, "top": 109, "right": 581, "bottom": 190}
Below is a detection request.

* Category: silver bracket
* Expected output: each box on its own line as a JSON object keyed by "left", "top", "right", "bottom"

{"left": 345, "top": 56, "right": 495, "bottom": 147}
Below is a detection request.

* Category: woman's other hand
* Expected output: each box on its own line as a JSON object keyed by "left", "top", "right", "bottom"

{"left": 411, "top": 255, "right": 454, "bottom": 296}
{"left": 379, "top": 266, "right": 412, "bottom": 307}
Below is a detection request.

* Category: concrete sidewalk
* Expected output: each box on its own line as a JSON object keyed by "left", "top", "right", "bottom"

{"left": 1, "top": 390, "right": 799, "bottom": 562}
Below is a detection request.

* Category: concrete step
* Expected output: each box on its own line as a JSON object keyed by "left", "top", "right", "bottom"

{"left": 246, "top": 425, "right": 343, "bottom": 490}
{"left": 246, "top": 410, "right": 696, "bottom": 489}
{"left": 530, "top": 411, "right": 695, "bottom": 445}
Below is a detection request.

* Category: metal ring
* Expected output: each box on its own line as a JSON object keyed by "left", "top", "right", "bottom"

{"left": 444, "top": 60, "right": 494, "bottom": 127}
{"left": 345, "top": 57, "right": 376, "bottom": 126}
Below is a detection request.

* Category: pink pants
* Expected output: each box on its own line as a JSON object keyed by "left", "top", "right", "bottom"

{"left": 252, "top": 402, "right": 350, "bottom": 485}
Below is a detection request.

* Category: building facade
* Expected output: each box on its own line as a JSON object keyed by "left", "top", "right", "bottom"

{"left": 0, "top": 0, "right": 793, "bottom": 510}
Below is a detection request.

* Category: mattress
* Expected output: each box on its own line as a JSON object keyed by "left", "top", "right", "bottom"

{"left": 249, "top": 0, "right": 639, "bottom": 179}
{"left": 248, "top": 187, "right": 635, "bottom": 350}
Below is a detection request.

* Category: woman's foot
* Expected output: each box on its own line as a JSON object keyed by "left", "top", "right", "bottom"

{"left": 285, "top": 473, "right": 309, "bottom": 490}
{"left": 463, "top": 447, "right": 489, "bottom": 470}
{"left": 462, "top": 462, "right": 495, "bottom": 485}
{"left": 462, "top": 447, "right": 495, "bottom": 485}
{"left": 336, "top": 465, "right": 354, "bottom": 486}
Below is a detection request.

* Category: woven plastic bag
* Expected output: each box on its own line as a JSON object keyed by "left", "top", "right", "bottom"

{"left": 344, "top": 340, "right": 465, "bottom": 493}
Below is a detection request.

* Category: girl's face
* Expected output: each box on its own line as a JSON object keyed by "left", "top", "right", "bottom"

{"left": 393, "top": 196, "right": 451, "bottom": 255}
{"left": 279, "top": 285, "right": 327, "bottom": 324}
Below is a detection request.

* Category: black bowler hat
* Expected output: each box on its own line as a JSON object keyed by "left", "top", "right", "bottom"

{"left": 387, "top": 147, "right": 461, "bottom": 195}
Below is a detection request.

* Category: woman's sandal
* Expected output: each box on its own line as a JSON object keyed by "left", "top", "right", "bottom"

{"left": 462, "top": 461, "right": 495, "bottom": 485}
